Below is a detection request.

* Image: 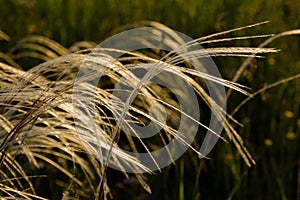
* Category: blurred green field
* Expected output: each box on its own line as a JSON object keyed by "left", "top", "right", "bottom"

{"left": 2, "top": 0, "right": 299, "bottom": 46}
{"left": 0, "top": 0, "right": 299, "bottom": 199}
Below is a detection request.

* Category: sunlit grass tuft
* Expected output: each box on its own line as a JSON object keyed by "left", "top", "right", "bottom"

{"left": 0, "top": 21, "right": 299, "bottom": 199}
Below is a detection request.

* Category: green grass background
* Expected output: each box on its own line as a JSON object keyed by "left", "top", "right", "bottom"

{"left": 0, "top": 0, "right": 299, "bottom": 199}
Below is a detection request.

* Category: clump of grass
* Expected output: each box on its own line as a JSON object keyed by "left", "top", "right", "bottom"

{"left": 0, "top": 21, "right": 298, "bottom": 199}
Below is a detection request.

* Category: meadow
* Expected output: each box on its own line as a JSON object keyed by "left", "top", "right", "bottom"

{"left": 0, "top": 1, "right": 299, "bottom": 199}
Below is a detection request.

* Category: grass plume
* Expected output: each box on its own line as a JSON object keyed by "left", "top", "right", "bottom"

{"left": 0, "top": 21, "right": 298, "bottom": 199}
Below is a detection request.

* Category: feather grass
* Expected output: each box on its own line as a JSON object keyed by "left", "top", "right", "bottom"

{"left": 0, "top": 21, "right": 291, "bottom": 199}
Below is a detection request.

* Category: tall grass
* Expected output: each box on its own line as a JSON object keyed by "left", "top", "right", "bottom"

{"left": 0, "top": 21, "right": 299, "bottom": 199}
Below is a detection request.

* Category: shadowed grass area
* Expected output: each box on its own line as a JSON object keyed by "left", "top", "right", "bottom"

{"left": 1, "top": 0, "right": 299, "bottom": 47}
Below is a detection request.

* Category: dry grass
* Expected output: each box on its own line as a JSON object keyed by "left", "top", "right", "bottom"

{"left": 0, "top": 21, "right": 298, "bottom": 199}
